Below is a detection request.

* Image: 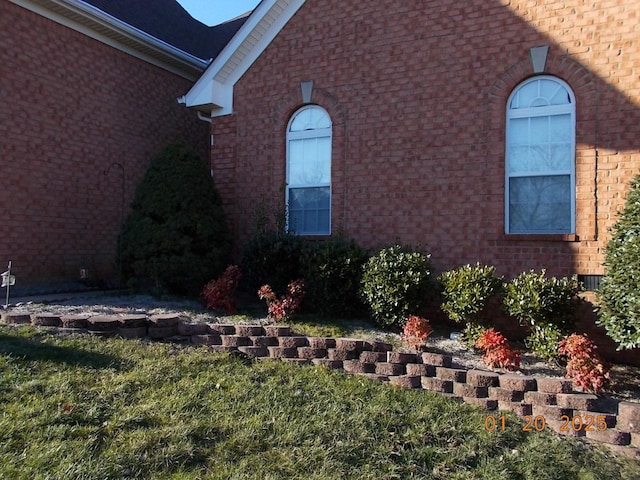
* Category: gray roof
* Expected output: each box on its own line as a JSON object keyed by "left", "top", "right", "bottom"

{"left": 83, "top": 0, "right": 248, "bottom": 60}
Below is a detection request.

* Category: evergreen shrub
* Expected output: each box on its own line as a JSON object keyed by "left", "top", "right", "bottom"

{"left": 598, "top": 175, "right": 640, "bottom": 349}
{"left": 302, "top": 236, "right": 369, "bottom": 318}
{"left": 503, "top": 270, "right": 582, "bottom": 362}
{"left": 360, "top": 245, "right": 432, "bottom": 329}
{"left": 118, "top": 143, "right": 231, "bottom": 295}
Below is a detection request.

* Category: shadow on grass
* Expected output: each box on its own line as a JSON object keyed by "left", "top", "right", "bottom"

{"left": 0, "top": 332, "right": 122, "bottom": 370}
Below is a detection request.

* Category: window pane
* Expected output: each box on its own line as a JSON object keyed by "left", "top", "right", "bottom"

{"left": 288, "top": 187, "right": 330, "bottom": 235}
{"left": 290, "top": 108, "right": 331, "bottom": 132}
{"left": 289, "top": 137, "right": 331, "bottom": 185}
{"left": 509, "top": 175, "right": 571, "bottom": 233}
{"left": 510, "top": 79, "right": 571, "bottom": 109}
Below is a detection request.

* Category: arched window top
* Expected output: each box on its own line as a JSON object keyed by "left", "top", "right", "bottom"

{"left": 509, "top": 77, "right": 573, "bottom": 110}
{"left": 289, "top": 105, "right": 332, "bottom": 132}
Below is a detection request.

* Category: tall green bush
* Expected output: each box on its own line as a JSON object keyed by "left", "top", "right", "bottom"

{"left": 503, "top": 270, "right": 582, "bottom": 361}
{"left": 302, "top": 236, "right": 369, "bottom": 318}
{"left": 438, "top": 263, "right": 504, "bottom": 348}
{"left": 598, "top": 175, "right": 640, "bottom": 349}
{"left": 118, "top": 143, "right": 231, "bottom": 295}
{"left": 360, "top": 245, "right": 432, "bottom": 329}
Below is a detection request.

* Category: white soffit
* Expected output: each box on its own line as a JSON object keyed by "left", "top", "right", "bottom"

{"left": 181, "top": 0, "right": 306, "bottom": 116}
{"left": 9, "top": 0, "right": 209, "bottom": 81}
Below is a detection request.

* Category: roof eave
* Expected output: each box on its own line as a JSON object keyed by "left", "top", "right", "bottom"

{"left": 9, "top": 0, "right": 210, "bottom": 80}
{"left": 180, "top": 0, "right": 306, "bottom": 117}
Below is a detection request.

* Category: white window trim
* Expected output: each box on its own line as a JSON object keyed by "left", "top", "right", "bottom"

{"left": 505, "top": 76, "right": 576, "bottom": 234}
{"left": 285, "top": 105, "right": 332, "bottom": 235}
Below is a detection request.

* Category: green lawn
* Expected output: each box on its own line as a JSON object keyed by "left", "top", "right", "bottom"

{"left": 1, "top": 325, "right": 638, "bottom": 479}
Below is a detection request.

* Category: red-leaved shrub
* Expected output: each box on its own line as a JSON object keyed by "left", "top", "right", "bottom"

{"left": 475, "top": 328, "right": 521, "bottom": 371}
{"left": 201, "top": 265, "right": 242, "bottom": 314}
{"left": 402, "top": 315, "right": 433, "bottom": 350}
{"left": 559, "top": 333, "right": 610, "bottom": 394}
{"left": 258, "top": 279, "right": 305, "bottom": 321}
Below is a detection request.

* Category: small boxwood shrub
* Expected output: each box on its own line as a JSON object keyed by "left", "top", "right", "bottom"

{"left": 302, "top": 236, "right": 369, "bottom": 318}
{"left": 503, "top": 270, "right": 582, "bottom": 362}
{"left": 438, "top": 263, "right": 503, "bottom": 346}
{"left": 597, "top": 175, "right": 640, "bottom": 349}
{"left": 360, "top": 245, "right": 432, "bottom": 329}
{"left": 118, "top": 143, "right": 231, "bottom": 295}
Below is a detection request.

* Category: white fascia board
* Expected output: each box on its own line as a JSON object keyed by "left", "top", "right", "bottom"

{"left": 9, "top": 0, "right": 209, "bottom": 80}
{"left": 181, "top": 0, "right": 306, "bottom": 117}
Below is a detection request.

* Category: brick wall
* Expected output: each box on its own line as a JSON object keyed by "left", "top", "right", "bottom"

{"left": 0, "top": 2, "right": 209, "bottom": 286}
{"left": 211, "top": 0, "right": 640, "bottom": 280}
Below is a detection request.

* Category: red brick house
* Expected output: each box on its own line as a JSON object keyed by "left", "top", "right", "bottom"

{"left": 1, "top": 0, "right": 245, "bottom": 289}
{"left": 180, "top": 0, "right": 640, "bottom": 286}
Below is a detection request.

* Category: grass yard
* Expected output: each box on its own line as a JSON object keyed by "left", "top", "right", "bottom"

{"left": 1, "top": 325, "right": 639, "bottom": 480}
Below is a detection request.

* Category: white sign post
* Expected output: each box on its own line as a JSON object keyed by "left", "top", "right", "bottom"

{"left": 2, "top": 261, "right": 15, "bottom": 308}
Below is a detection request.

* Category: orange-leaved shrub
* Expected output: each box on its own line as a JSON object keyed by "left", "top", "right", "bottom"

{"left": 475, "top": 328, "right": 521, "bottom": 371}
{"left": 258, "top": 279, "right": 306, "bottom": 321}
{"left": 201, "top": 265, "right": 242, "bottom": 314}
{"left": 558, "top": 333, "right": 610, "bottom": 394}
{"left": 402, "top": 315, "right": 433, "bottom": 350}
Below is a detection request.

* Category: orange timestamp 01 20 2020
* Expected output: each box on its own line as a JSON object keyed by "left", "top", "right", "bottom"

{"left": 484, "top": 414, "right": 609, "bottom": 433}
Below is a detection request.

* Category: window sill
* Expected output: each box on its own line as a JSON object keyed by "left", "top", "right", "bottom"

{"left": 502, "top": 233, "right": 580, "bottom": 242}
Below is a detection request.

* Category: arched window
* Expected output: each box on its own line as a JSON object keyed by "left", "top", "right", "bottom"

{"left": 286, "top": 105, "right": 332, "bottom": 235}
{"left": 505, "top": 76, "right": 576, "bottom": 234}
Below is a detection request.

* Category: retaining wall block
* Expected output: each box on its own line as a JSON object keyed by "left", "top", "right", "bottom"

{"left": 307, "top": 337, "right": 337, "bottom": 349}
{"left": 31, "top": 314, "right": 61, "bottom": 327}
{"left": 585, "top": 428, "right": 631, "bottom": 446}
{"left": 118, "top": 315, "right": 148, "bottom": 328}
{"left": 453, "top": 383, "right": 489, "bottom": 399}
{"left": 421, "top": 352, "right": 452, "bottom": 367}
{"left": 556, "top": 393, "right": 604, "bottom": 412}
{"left": 364, "top": 339, "right": 393, "bottom": 352}
{"left": 435, "top": 367, "right": 467, "bottom": 383}
{"left": 362, "top": 373, "right": 390, "bottom": 382}
{"left": 387, "top": 351, "right": 417, "bottom": 364}
{"left": 360, "top": 351, "right": 388, "bottom": 363}
{"left": 464, "top": 397, "right": 498, "bottom": 410}
{"left": 278, "top": 336, "right": 309, "bottom": 348}
{"left": 311, "top": 358, "right": 343, "bottom": 369}
{"left": 178, "top": 322, "right": 208, "bottom": 336}
{"left": 546, "top": 419, "right": 586, "bottom": 437}
{"left": 531, "top": 404, "right": 573, "bottom": 421}
{"left": 573, "top": 410, "right": 617, "bottom": 429}
{"left": 87, "top": 316, "right": 119, "bottom": 331}
{"left": 421, "top": 377, "right": 453, "bottom": 393}
{"left": 148, "top": 314, "right": 180, "bottom": 328}
{"left": 235, "top": 325, "right": 265, "bottom": 337}
{"left": 390, "top": 375, "right": 421, "bottom": 389}
{"left": 207, "top": 324, "right": 236, "bottom": 335}
{"left": 327, "top": 348, "right": 359, "bottom": 361}
{"left": 335, "top": 338, "right": 365, "bottom": 352}
{"left": 263, "top": 325, "right": 292, "bottom": 337}
{"left": 498, "top": 374, "right": 537, "bottom": 392}
{"left": 375, "top": 362, "right": 406, "bottom": 376}
{"left": 1, "top": 313, "right": 31, "bottom": 325}
{"left": 617, "top": 402, "right": 640, "bottom": 433}
{"left": 466, "top": 370, "right": 500, "bottom": 388}
{"left": 536, "top": 377, "right": 573, "bottom": 394}
{"left": 268, "top": 346, "right": 298, "bottom": 358}
{"left": 238, "top": 346, "right": 269, "bottom": 358}
{"left": 60, "top": 315, "right": 89, "bottom": 329}
{"left": 117, "top": 326, "right": 147, "bottom": 339}
{"left": 281, "top": 358, "right": 312, "bottom": 366}
{"left": 489, "top": 387, "right": 525, "bottom": 403}
{"left": 406, "top": 363, "right": 435, "bottom": 377}
{"left": 297, "top": 347, "right": 328, "bottom": 359}
{"left": 524, "top": 391, "right": 556, "bottom": 406}
{"left": 250, "top": 336, "right": 279, "bottom": 347}
{"left": 342, "top": 360, "right": 375, "bottom": 374}
{"left": 220, "top": 335, "right": 252, "bottom": 347}
{"left": 498, "top": 401, "right": 532, "bottom": 416}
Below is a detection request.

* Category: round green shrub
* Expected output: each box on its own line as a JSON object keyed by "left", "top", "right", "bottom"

{"left": 438, "top": 263, "right": 504, "bottom": 325}
{"left": 302, "top": 236, "right": 369, "bottom": 318}
{"left": 240, "top": 231, "right": 308, "bottom": 294}
{"left": 598, "top": 175, "right": 640, "bottom": 349}
{"left": 118, "top": 143, "right": 231, "bottom": 295}
{"left": 360, "top": 245, "right": 432, "bottom": 329}
{"left": 503, "top": 270, "right": 582, "bottom": 361}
